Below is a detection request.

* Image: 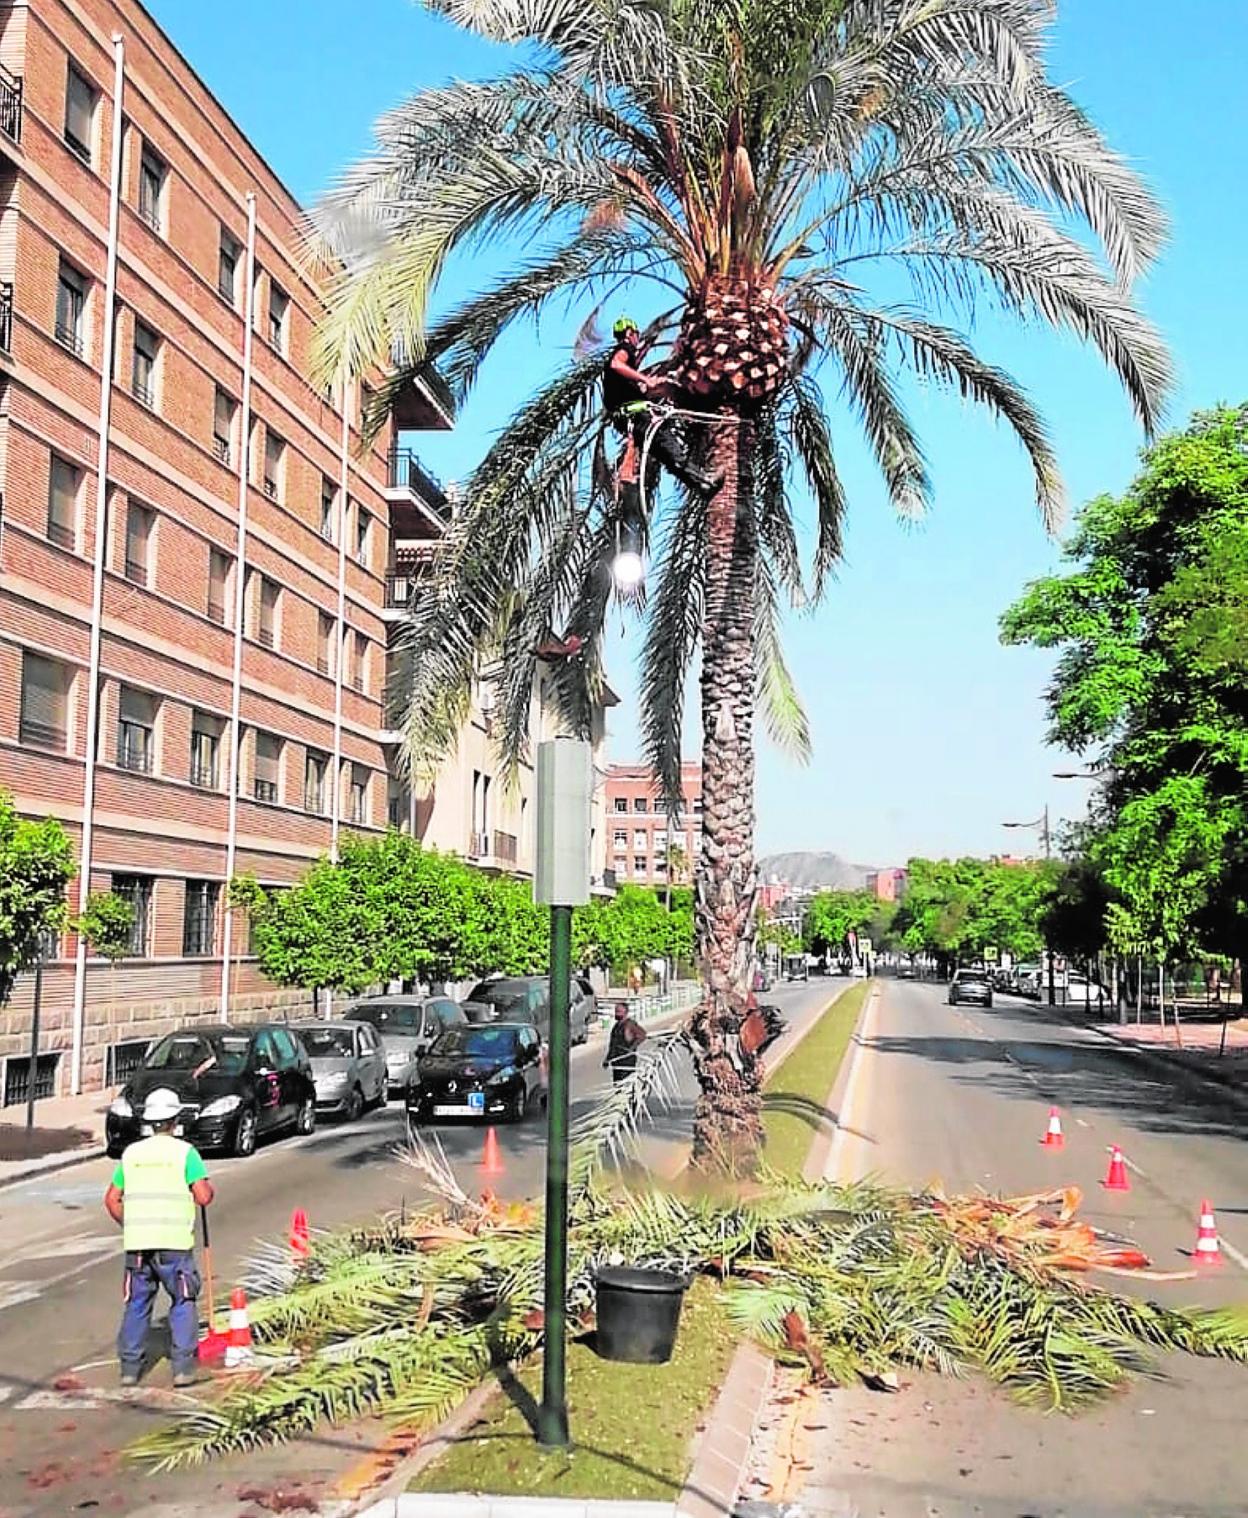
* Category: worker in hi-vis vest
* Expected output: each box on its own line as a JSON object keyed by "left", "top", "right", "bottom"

{"left": 103, "top": 1087, "right": 214, "bottom": 1386}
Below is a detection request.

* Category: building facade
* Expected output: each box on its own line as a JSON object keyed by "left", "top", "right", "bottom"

{"left": 0, "top": 0, "right": 451, "bottom": 1101}
{"left": 604, "top": 761, "right": 703, "bottom": 887}
{"left": 866, "top": 868, "right": 908, "bottom": 902}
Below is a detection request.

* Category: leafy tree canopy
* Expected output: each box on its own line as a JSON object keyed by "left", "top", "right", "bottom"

{"left": 893, "top": 856, "right": 1053, "bottom": 961}
{"left": 803, "top": 890, "right": 879, "bottom": 955}
{"left": 77, "top": 891, "right": 136, "bottom": 963}
{"left": 0, "top": 790, "right": 75, "bottom": 1006}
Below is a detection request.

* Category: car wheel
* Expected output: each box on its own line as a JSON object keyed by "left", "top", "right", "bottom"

{"left": 232, "top": 1106, "right": 258, "bottom": 1158}
{"left": 344, "top": 1085, "right": 364, "bottom": 1123}
{"left": 296, "top": 1094, "right": 316, "bottom": 1136}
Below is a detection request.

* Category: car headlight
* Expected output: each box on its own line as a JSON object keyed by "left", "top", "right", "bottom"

{"left": 200, "top": 1095, "right": 242, "bottom": 1118}
{"left": 486, "top": 1066, "right": 518, "bottom": 1086}
{"left": 109, "top": 1094, "right": 133, "bottom": 1117}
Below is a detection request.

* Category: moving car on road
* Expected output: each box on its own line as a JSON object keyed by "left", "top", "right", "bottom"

{"left": 342, "top": 995, "right": 467, "bottom": 1093}
{"left": 406, "top": 1022, "right": 547, "bottom": 1128}
{"left": 462, "top": 975, "right": 595, "bottom": 1045}
{"left": 948, "top": 969, "right": 994, "bottom": 1008}
{"left": 106, "top": 1025, "right": 316, "bottom": 1158}
{"left": 300, "top": 1020, "right": 387, "bottom": 1120}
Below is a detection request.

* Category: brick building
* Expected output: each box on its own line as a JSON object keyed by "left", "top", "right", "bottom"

{"left": 866, "top": 868, "right": 908, "bottom": 902}
{"left": 0, "top": 0, "right": 451, "bottom": 1101}
{"left": 604, "top": 761, "right": 702, "bottom": 887}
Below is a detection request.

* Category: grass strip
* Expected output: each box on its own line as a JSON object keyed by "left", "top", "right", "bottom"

{"left": 762, "top": 980, "right": 870, "bottom": 1179}
{"left": 410, "top": 1276, "right": 732, "bottom": 1501}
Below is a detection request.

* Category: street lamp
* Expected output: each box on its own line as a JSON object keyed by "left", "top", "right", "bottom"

{"left": 1002, "top": 805, "right": 1054, "bottom": 1005}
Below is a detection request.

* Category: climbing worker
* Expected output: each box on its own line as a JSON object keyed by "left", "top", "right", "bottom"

{"left": 603, "top": 317, "right": 721, "bottom": 497}
{"left": 103, "top": 1087, "right": 214, "bottom": 1387}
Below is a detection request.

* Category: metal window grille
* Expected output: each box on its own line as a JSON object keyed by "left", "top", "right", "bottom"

{"left": 54, "top": 317, "right": 84, "bottom": 356}
{"left": 213, "top": 435, "right": 231, "bottom": 464}
{"left": 257, "top": 626, "right": 275, "bottom": 649}
{"left": 254, "top": 778, "right": 278, "bottom": 803}
{"left": 117, "top": 721, "right": 152, "bottom": 773}
{"left": 0, "top": 65, "right": 22, "bottom": 143}
{"left": 3, "top": 1053, "right": 60, "bottom": 1107}
{"left": 124, "top": 556, "right": 148, "bottom": 587}
{"left": 0, "top": 281, "right": 12, "bottom": 351}
{"left": 132, "top": 375, "right": 155, "bottom": 408}
{"left": 182, "top": 882, "right": 218, "bottom": 956}
{"left": 111, "top": 876, "right": 152, "bottom": 956}
{"left": 190, "top": 731, "right": 218, "bottom": 788}
{"left": 105, "top": 1040, "right": 149, "bottom": 1086}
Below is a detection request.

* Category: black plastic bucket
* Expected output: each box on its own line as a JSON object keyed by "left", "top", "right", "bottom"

{"left": 595, "top": 1266, "right": 688, "bottom": 1364}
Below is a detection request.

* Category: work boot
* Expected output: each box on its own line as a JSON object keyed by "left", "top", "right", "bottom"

{"left": 120, "top": 1369, "right": 140, "bottom": 1388}
{"left": 172, "top": 1368, "right": 196, "bottom": 1389}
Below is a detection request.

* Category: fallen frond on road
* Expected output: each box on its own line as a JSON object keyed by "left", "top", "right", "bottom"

{"left": 129, "top": 1164, "right": 1248, "bottom": 1468}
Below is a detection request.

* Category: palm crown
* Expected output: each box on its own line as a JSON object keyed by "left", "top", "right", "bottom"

{"left": 314, "top": 0, "right": 1170, "bottom": 1164}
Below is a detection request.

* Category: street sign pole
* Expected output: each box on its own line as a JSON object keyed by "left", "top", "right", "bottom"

{"left": 24, "top": 955, "right": 44, "bottom": 1143}
{"left": 533, "top": 738, "right": 592, "bottom": 1452}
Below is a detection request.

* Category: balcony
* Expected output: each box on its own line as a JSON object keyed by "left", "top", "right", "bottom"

{"left": 384, "top": 571, "right": 422, "bottom": 610}
{"left": 0, "top": 281, "right": 11, "bottom": 352}
{"left": 468, "top": 829, "right": 520, "bottom": 869}
{"left": 0, "top": 65, "right": 22, "bottom": 144}
{"left": 387, "top": 449, "right": 448, "bottom": 512}
{"left": 493, "top": 830, "right": 518, "bottom": 864}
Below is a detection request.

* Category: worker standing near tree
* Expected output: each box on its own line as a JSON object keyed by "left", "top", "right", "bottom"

{"left": 604, "top": 1000, "right": 648, "bottom": 1084}
{"left": 603, "top": 316, "right": 721, "bottom": 497}
{"left": 103, "top": 1088, "right": 214, "bottom": 1387}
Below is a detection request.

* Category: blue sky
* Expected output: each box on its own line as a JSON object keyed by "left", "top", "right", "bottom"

{"left": 150, "top": 0, "right": 1248, "bottom": 866}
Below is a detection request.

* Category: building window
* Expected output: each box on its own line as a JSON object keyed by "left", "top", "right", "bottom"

{"left": 673, "top": 831, "right": 687, "bottom": 849}
{"left": 111, "top": 874, "right": 152, "bottom": 956}
{"left": 614, "top": 797, "right": 628, "bottom": 813}
{"left": 117, "top": 684, "right": 156, "bottom": 773}
{"left": 320, "top": 477, "right": 336, "bottom": 541}
{"left": 131, "top": 320, "right": 159, "bottom": 408}
{"left": 19, "top": 651, "right": 71, "bottom": 751}
{"left": 64, "top": 63, "right": 96, "bottom": 161}
{"left": 208, "top": 547, "right": 231, "bottom": 625}
{"left": 256, "top": 574, "right": 279, "bottom": 648}
{"left": 268, "top": 282, "right": 289, "bottom": 352}
{"left": 2, "top": 1053, "right": 61, "bottom": 1108}
{"left": 633, "top": 830, "right": 647, "bottom": 850}
{"left": 213, "top": 388, "right": 236, "bottom": 464}
{"left": 634, "top": 856, "right": 647, "bottom": 875}
{"left": 262, "top": 430, "right": 284, "bottom": 500}
{"left": 253, "top": 731, "right": 281, "bottom": 803}
{"left": 190, "top": 710, "right": 222, "bottom": 788}
{"left": 304, "top": 749, "right": 327, "bottom": 814}
{"left": 124, "top": 501, "right": 154, "bottom": 586}
{"left": 387, "top": 776, "right": 410, "bottom": 830}
{"left": 218, "top": 230, "right": 240, "bottom": 305}
{"left": 47, "top": 455, "right": 81, "bottom": 549}
{"left": 654, "top": 831, "right": 668, "bottom": 851}
{"left": 137, "top": 145, "right": 166, "bottom": 232}
{"left": 349, "top": 630, "right": 365, "bottom": 693}
{"left": 613, "top": 829, "right": 628, "bottom": 848}
{"left": 316, "top": 611, "right": 334, "bottom": 676}
{"left": 55, "top": 261, "right": 87, "bottom": 356}
{"left": 182, "top": 880, "right": 219, "bottom": 956}
{"left": 350, "top": 765, "right": 368, "bottom": 825}
{"left": 634, "top": 797, "right": 648, "bottom": 813}
{"left": 355, "top": 507, "right": 370, "bottom": 565}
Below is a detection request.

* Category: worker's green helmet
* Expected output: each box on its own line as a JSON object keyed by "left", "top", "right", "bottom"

{"left": 613, "top": 315, "right": 639, "bottom": 339}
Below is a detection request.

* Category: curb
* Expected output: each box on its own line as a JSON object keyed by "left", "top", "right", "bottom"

{"left": 676, "top": 1341, "right": 772, "bottom": 1518}
{"left": 801, "top": 981, "right": 878, "bottom": 1185}
{"left": 360, "top": 1499, "right": 676, "bottom": 1516}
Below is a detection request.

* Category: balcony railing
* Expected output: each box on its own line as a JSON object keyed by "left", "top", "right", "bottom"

{"left": 0, "top": 65, "right": 22, "bottom": 144}
{"left": 55, "top": 319, "right": 84, "bottom": 357}
{"left": 132, "top": 376, "right": 155, "bottom": 408}
{"left": 493, "top": 830, "right": 518, "bottom": 864}
{"left": 387, "top": 449, "right": 449, "bottom": 516}
{"left": 384, "top": 571, "right": 422, "bottom": 609}
{"left": 253, "top": 778, "right": 278, "bottom": 803}
{"left": 117, "top": 730, "right": 153, "bottom": 774}
{"left": 213, "top": 435, "right": 231, "bottom": 465}
{"left": 263, "top": 478, "right": 279, "bottom": 500}
{"left": 190, "top": 757, "right": 218, "bottom": 789}
{"left": 0, "top": 281, "right": 11, "bottom": 352}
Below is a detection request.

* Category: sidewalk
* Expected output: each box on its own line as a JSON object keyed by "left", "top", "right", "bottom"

{"left": 1067, "top": 1009, "right": 1248, "bottom": 1100}
{"left": 0, "top": 1085, "right": 112, "bottom": 1186}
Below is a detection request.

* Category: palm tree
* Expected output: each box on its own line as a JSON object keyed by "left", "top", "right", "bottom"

{"left": 313, "top": 0, "right": 1170, "bottom": 1171}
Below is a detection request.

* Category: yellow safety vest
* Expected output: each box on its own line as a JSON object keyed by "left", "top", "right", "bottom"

{"left": 121, "top": 1133, "right": 197, "bottom": 1252}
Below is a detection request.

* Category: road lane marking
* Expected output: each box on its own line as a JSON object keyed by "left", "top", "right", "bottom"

{"left": 826, "top": 984, "right": 882, "bottom": 1183}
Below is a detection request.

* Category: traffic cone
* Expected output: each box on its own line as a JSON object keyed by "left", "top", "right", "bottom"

{"left": 289, "top": 1207, "right": 310, "bottom": 1256}
{"left": 1194, "top": 1200, "right": 1222, "bottom": 1267}
{"left": 224, "top": 1287, "right": 254, "bottom": 1369}
{"left": 480, "top": 1126, "right": 503, "bottom": 1176}
{"left": 1039, "top": 1107, "right": 1064, "bottom": 1149}
{"left": 1102, "top": 1145, "right": 1131, "bottom": 1192}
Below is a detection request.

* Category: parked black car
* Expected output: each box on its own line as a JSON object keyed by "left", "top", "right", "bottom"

{"left": 406, "top": 1022, "right": 547, "bottom": 1127}
{"left": 105, "top": 1025, "right": 317, "bottom": 1158}
{"left": 462, "top": 975, "right": 594, "bottom": 1045}
{"left": 948, "top": 970, "right": 993, "bottom": 1008}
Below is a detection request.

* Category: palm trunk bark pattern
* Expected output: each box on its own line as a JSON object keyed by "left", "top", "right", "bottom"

{"left": 689, "top": 416, "right": 763, "bottom": 1172}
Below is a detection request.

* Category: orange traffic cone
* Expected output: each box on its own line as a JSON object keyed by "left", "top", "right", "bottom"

{"left": 289, "top": 1207, "right": 310, "bottom": 1256}
{"left": 1039, "top": 1107, "right": 1064, "bottom": 1149}
{"left": 1194, "top": 1200, "right": 1222, "bottom": 1267}
{"left": 224, "top": 1287, "right": 254, "bottom": 1368}
{"left": 481, "top": 1126, "right": 503, "bottom": 1176}
{"left": 1102, "top": 1145, "right": 1131, "bottom": 1192}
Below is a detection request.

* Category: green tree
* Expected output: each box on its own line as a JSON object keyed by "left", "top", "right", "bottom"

{"left": 76, "top": 891, "right": 136, "bottom": 962}
{"left": 1002, "top": 405, "right": 1248, "bottom": 971}
{"left": 316, "top": 0, "right": 1168, "bottom": 1167}
{"left": 893, "top": 857, "right": 1052, "bottom": 964}
{"left": 0, "top": 791, "right": 75, "bottom": 1006}
{"left": 803, "top": 890, "right": 878, "bottom": 957}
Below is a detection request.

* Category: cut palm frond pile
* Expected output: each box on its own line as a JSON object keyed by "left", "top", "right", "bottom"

{"left": 131, "top": 1165, "right": 1248, "bottom": 1469}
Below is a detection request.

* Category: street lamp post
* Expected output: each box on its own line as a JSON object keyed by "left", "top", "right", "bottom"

{"left": 1003, "top": 805, "right": 1054, "bottom": 1006}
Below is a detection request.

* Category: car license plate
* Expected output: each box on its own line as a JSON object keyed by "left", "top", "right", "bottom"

{"left": 434, "top": 1103, "right": 479, "bottom": 1117}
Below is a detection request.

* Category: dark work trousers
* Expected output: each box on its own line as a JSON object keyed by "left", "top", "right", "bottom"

{"left": 613, "top": 408, "right": 703, "bottom": 493}
{"left": 118, "top": 1249, "right": 200, "bottom": 1375}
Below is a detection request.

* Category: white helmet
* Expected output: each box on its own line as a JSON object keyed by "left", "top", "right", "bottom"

{"left": 142, "top": 1088, "right": 183, "bottom": 1123}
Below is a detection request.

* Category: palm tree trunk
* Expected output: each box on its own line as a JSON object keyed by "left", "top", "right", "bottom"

{"left": 689, "top": 415, "right": 763, "bottom": 1172}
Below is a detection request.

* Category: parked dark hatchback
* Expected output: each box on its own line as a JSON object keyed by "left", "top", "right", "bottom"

{"left": 105, "top": 1025, "right": 316, "bottom": 1158}
{"left": 948, "top": 970, "right": 994, "bottom": 1008}
{"left": 406, "top": 1022, "right": 547, "bottom": 1127}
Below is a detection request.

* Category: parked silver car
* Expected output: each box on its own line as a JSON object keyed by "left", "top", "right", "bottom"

{"left": 462, "top": 975, "right": 595, "bottom": 1045}
{"left": 342, "top": 995, "right": 468, "bottom": 1093}
{"left": 298, "top": 1020, "right": 387, "bottom": 1121}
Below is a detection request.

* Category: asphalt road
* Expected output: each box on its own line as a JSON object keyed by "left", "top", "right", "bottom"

{"left": 798, "top": 976, "right": 1248, "bottom": 1518}
{"left": 0, "top": 977, "right": 839, "bottom": 1517}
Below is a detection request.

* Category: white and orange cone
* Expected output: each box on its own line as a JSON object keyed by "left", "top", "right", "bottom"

{"left": 1194, "top": 1200, "right": 1222, "bottom": 1268}
{"left": 224, "top": 1286, "right": 254, "bottom": 1368}
{"left": 1039, "top": 1106, "right": 1064, "bottom": 1150}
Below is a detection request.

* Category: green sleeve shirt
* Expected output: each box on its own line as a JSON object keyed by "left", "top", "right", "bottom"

{"left": 112, "top": 1146, "right": 208, "bottom": 1190}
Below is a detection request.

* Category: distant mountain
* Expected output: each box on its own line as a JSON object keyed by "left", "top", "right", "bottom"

{"left": 757, "top": 851, "right": 874, "bottom": 891}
